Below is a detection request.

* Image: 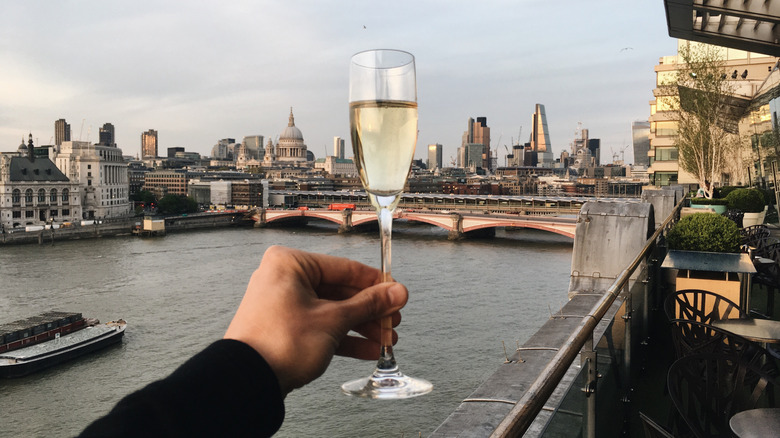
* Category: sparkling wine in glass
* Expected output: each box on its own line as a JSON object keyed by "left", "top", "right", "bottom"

{"left": 341, "top": 49, "right": 432, "bottom": 399}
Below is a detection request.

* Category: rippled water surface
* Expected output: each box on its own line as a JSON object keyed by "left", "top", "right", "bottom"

{"left": 0, "top": 223, "right": 573, "bottom": 437}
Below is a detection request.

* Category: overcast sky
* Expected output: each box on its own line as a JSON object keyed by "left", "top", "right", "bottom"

{"left": 1, "top": 0, "right": 678, "bottom": 165}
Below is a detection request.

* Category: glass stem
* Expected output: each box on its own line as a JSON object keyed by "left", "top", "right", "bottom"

{"left": 375, "top": 195, "right": 398, "bottom": 373}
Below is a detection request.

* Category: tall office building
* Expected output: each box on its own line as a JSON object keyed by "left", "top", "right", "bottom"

{"left": 530, "top": 104, "right": 553, "bottom": 167}
{"left": 587, "top": 139, "right": 601, "bottom": 166}
{"left": 99, "top": 123, "right": 115, "bottom": 146}
{"left": 631, "top": 121, "right": 650, "bottom": 167}
{"left": 427, "top": 143, "right": 442, "bottom": 170}
{"left": 141, "top": 129, "right": 158, "bottom": 158}
{"left": 333, "top": 136, "right": 345, "bottom": 159}
{"left": 460, "top": 117, "right": 491, "bottom": 170}
{"left": 54, "top": 119, "right": 71, "bottom": 146}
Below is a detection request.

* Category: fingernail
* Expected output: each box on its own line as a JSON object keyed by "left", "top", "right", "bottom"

{"left": 388, "top": 283, "right": 405, "bottom": 307}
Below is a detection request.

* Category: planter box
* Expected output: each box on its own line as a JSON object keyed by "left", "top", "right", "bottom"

{"left": 661, "top": 250, "right": 756, "bottom": 312}
{"left": 690, "top": 203, "right": 727, "bottom": 214}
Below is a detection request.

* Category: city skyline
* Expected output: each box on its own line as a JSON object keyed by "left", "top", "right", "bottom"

{"left": 1, "top": 1, "right": 677, "bottom": 164}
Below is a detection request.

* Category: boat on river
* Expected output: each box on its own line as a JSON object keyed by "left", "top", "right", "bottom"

{"left": 0, "top": 311, "right": 126, "bottom": 378}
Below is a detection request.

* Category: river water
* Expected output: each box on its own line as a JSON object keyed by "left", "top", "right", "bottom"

{"left": 0, "top": 221, "right": 573, "bottom": 437}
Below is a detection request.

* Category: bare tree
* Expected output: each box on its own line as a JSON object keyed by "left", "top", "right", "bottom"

{"left": 664, "top": 43, "right": 743, "bottom": 198}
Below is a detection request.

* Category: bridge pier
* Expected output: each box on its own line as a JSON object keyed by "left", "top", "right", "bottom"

{"left": 338, "top": 209, "right": 353, "bottom": 233}
{"left": 253, "top": 208, "right": 267, "bottom": 228}
{"left": 447, "top": 213, "right": 463, "bottom": 240}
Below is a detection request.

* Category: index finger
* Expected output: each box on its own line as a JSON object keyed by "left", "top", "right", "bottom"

{"left": 266, "top": 246, "right": 385, "bottom": 300}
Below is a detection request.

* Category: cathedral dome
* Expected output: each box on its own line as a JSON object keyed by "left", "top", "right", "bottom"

{"left": 280, "top": 108, "right": 304, "bottom": 141}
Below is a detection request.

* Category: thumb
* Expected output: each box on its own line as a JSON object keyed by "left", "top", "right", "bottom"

{"left": 338, "top": 282, "right": 408, "bottom": 328}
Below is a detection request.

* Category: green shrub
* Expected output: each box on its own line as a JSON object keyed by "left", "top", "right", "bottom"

{"left": 716, "top": 186, "right": 743, "bottom": 198}
{"left": 726, "top": 188, "right": 766, "bottom": 213}
{"left": 690, "top": 198, "right": 729, "bottom": 205}
{"left": 667, "top": 213, "right": 740, "bottom": 253}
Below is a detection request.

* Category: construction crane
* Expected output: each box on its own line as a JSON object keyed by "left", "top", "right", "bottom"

{"left": 620, "top": 145, "right": 630, "bottom": 164}
{"left": 504, "top": 145, "right": 510, "bottom": 167}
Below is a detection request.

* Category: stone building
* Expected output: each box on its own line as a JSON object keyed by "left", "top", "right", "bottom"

{"left": 51, "top": 140, "right": 131, "bottom": 219}
{"left": 0, "top": 135, "right": 81, "bottom": 229}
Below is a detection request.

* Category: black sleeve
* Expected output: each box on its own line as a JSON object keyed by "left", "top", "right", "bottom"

{"left": 79, "top": 339, "right": 285, "bottom": 437}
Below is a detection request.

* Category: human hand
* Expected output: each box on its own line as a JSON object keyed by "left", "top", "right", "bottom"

{"left": 224, "top": 245, "right": 408, "bottom": 396}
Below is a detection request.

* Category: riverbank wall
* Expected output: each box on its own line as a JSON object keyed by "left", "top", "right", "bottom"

{"left": 0, "top": 213, "right": 247, "bottom": 245}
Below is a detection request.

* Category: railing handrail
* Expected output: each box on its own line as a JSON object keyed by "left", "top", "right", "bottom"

{"left": 490, "top": 198, "right": 685, "bottom": 437}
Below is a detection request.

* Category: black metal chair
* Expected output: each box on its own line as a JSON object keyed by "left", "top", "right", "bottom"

{"left": 664, "top": 289, "right": 748, "bottom": 325}
{"left": 668, "top": 319, "right": 777, "bottom": 376}
{"left": 740, "top": 224, "right": 771, "bottom": 248}
{"left": 667, "top": 353, "right": 778, "bottom": 438}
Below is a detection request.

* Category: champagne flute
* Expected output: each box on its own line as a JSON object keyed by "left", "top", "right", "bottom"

{"left": 341, "top": 49, "right": 433, "bottom": 399}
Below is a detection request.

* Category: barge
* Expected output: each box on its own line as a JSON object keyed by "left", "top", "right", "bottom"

{"left": 0, "top": 311, "right": 126, "bottom": 378}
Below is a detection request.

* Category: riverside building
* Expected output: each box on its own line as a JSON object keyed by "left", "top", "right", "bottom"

{"left": 51, "top": 140, "right": 131, "bottom": 220}
{"left": 0, "top": 135, "right": 82, "bottom": 229}
{"left": 647, "top": 40, "right": 778, "bottom": 189}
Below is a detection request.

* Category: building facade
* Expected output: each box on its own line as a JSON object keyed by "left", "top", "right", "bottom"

{"left": 141, "top": 129, "right": 158, "bottom": 158}
{"left": 54, "top": 119, "right": 70, "bottom": 146}
{"left": 530, "top": 104, "right": 554, "bottom": 167}
{"left": 52, "top": 140, "right": 131, "bottom": 219}
{"left": 631, "top": 121, "right": 651, "bottom": 167}
{"left": 459, "top": 117, "right": 491, "bottom": 171}
{"left": 142, "top": 169, "right": 189, "bottom": 197}
{"left": 647, "top": 40, "right": 777, "bottom": 188}
{"left": 99, "top": 123, "right": 115, "bottom": 146}
{"left": 427, "top": 143, "right": 443, "bottom": 170}
{"left": 333, "top": 136, "right": 345, "bottom": 159}
{"left": 0, "top": 135, "right": 82, "bottom": 229}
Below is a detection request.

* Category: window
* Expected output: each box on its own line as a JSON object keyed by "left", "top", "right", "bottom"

{"left": 25, "top": 189, "right": 33, "bottom": 203}
{"left": 12, "top": 189, "right": 20, "bottom": 204}
{"left": 653, "top": 171, "right": 678, "bottom": 187}
{"left": 38, "top": 189, "right": 46, "bottom": 202}
{"left": 12, "top": 211, "right": 21, "bottom": 218}
{"left": 62, "top": 188, "right": 69, "bottom": 204}
{"left": 62, "top": 209, "right": 70, "bottom": 216}
{"left": 25, "top": 210, "right": 34, "bottom": 218}
{"left": 655, "top": 148, "right": 679, "bottom": 161}
{"left": 655, "top": 121, "right": 678, "bottom": 137}
{"left": 50, "top": 210, "right": 58, "bottom": 217}
{"left": 50, "top": 189, "right": 58, "bottom": 203}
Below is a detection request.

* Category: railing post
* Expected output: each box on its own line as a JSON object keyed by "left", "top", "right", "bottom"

{"left": 621, "top": 281, "right": 633, "bottom": 408}
{"left": 582, "top": 336, "right": 597, "bottom": 438}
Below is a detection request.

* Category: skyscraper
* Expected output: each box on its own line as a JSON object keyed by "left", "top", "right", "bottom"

{"left": 99, "top": 123, "right": 115, "bottom": 146}
{"left": 427, "top": 143, "right": 442, "bottom": 170}
{"left": 631, "top": 121, "right": 650, "bottom": 167}
{"left": 460, "top": 117, "right": 491, "bottom": 170}
{"left": 333, "top": 136, "right": 345, "bottom": 159}
{"left": 141, "top": 129, "right": 158, "bottom": 158}
{"left": 54, "top": 119, "right": 71, "bottom": 146}
{"left": 530, "top": 104, "right": 553, "bottom": 167}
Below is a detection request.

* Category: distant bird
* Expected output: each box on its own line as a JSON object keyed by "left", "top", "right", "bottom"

{"left": 620, "top": 47, "right": 634, "bottom": 52}
{"left": 363, "top": 25, "right": 366, "bottom": 29}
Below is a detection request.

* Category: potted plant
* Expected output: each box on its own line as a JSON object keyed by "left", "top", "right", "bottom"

{"left": 726, "top": 188, "right": 767, "bottom": 226}
{"left": 667, "top": 213, "right": 741, "bottom": 253}
{"left": 689, "top": 197, "right": 729, "bottom": 214}
{"left": 663, "top": 213, "right": 749, "bottom": 307}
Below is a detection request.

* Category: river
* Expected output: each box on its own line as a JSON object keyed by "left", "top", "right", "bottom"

{"left": 0, "top": 221, "right": 573, "bottom": 437}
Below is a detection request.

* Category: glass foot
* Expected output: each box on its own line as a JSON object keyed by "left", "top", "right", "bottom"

{"left": 342, "top": 369, "right": 432, "bottom": 399}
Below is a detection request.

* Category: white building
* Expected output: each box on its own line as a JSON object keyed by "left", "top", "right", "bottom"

{"left": 51, "top": 140, "right": 131, "bottom": 220}
{"left": 0, "top": 135, "right": 82, "bottom": 229}
{"left": 314, "top": 156, "right": 357, "bottom": 176}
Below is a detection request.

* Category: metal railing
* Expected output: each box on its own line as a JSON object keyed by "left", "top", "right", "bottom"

{"left": 490, "top": 198, "right": 684, "bottom": 437}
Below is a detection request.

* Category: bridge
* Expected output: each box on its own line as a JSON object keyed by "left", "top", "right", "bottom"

{"left": 252, "top": 208, "right": 577, "bottom": 239}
